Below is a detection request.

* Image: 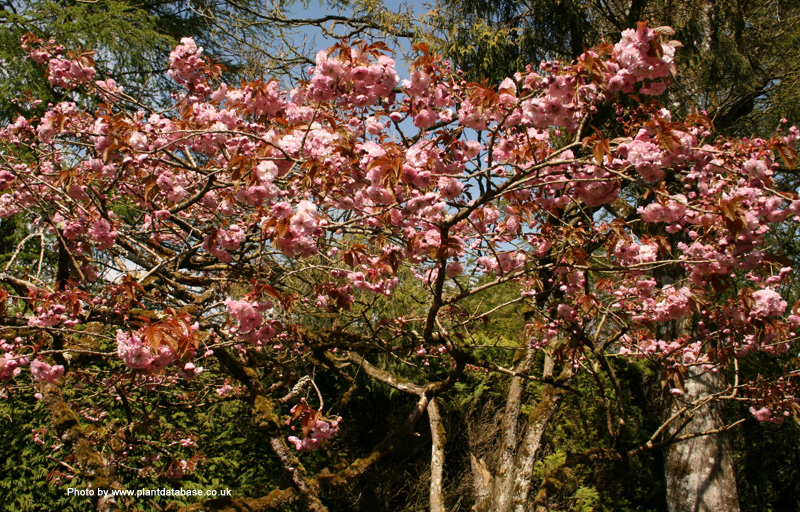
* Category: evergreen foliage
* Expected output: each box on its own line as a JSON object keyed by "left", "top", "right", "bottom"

{"left": 421, "top": 0, "right": 800, "bottom": 134}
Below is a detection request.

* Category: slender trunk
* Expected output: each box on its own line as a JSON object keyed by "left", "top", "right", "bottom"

{"left": 664, "top": 367, "right": 740, "bottom": 512}
{"left": 428, "top": 398, "right": 446, "bottom": 512}
{"left": 472, "top": 351, "right": 533, "bottom": 512}
{"left": 473, "top": 353, "right": 569, "bottom": 512}
{"left": 509, "top": 384, "right": 567, "bottom": 512}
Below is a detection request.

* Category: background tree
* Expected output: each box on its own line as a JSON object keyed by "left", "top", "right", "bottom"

{"left": 421, "top": 0, "right": 800, "bottom": 135}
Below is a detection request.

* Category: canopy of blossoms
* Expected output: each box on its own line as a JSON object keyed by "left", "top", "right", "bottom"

{"left": 1, "top": 23, "right": 799, "bottom": 511}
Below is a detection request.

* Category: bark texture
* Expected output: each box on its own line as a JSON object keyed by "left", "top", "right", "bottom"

{"left": 472, "top": 352, "right": 570, "bottom": 512}
{"left": 664, "top": 367, "right": 740, "bottom": 512}
{"left": 427, "top": 398, "right": 446, "bottom": 512}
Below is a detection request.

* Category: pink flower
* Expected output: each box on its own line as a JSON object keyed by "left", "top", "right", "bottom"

{"left": 216, "top": 384, "right": 234, "bottom": 397}
{"left": 288, "top": 435, "right": 320, "bottom": 452}
{"left": 94, "top": 78, "right": 123, "bottom": 103}
{"left": 225, "top": 299, "right": 262, "bottom": 332}
{"left": 288, "top": 418, "right": 340, "bottom": 452}
{"left": 37, "top": 112, "right": 57, "bottom": 144}
{"left": 116, "top": 330, "right": 153, "bottom": 369}
{"left": 438, "top": 177, "right": 463, "bottom": 199}
{"left": 1, "top": 354, "right": 22, "bottom": 381}
{"left": 743, "top": 159, "right": 770, "bottom": 181}
{"left": 573, "top": 166, "right": 619, "bottom": 206}
{"left": 272, "top": 202, "right": 293, "bottom": 219}
{"left": 178, "top": 362, "right": 203, "bottom": 380}
{"left": 638, "top": 243, "right": 658, "bottom": 263}
{"left": 749, "top": 406, "right": 772, "bottom": 422}
{"left": 168, "top": 38, "right": 207, "bottom": 87}
{"left": 556, "top": 303, "right": 577, "bottom": 322}
{"left": 88, "top": 218, "right": 117, "bottom": 250}
{"left": 0, "top": 170, "right": 15, "bottom": 191}
{"left": 458, "top": 100, "right": 488, "bottom": 130}
{"left": 30, "top": 360, "right": 65, "bottom": 383}
{"left": 622, "top": 139, "right": 664, "bottom": 182}
{"left": 463, "top": 140, "right": 482, "bottom": 159}
{"left": 47, "top": 57, "right": 95, "bottom": 89}
{"left": 612, "top": 25, "right": 674, "bottom": 86}
{"left": 414, "top": 108, "right": 437, "bottom": 129}
{"left": 751, "top": 289, "right": 787, "bottom": 318}
{"left": 653, "top": 286, "right": 692, "bottom": 321}
{"left": 445, "top": 262, "right": 463, "bottom": 278}
{"left": 129, "top": 131, "right": 148, "bottom": 151}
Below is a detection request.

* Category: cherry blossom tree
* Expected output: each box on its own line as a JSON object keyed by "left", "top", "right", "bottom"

{"left": 1, "top": 24, "right": 799, "bottom": 511}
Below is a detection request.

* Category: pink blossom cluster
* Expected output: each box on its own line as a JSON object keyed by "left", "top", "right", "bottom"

{"left": 735, "top": 333, "right": 791, "bottom": 357}
{"left": 519, "top": 82, "right": 583, "bottom": 131}
{"left": 0, "top": 116, "right": 29, "bottom": 145}
{"left": 51, "top": 210, "right": 119, "bottom": 257}
{"left": 339, "top": 270, "right": 398, "bottom": 295}
{"left": 168, "top": 38, "right": 208, "bottom": 89}
{"left": 35, "top": 101, "right": 79, "bottom": 145}
{"left": 203, "top": 225, "right": 246, "bottom": 263}
{"left": 628, "top": 285, "right": 693, "bottom": 323}
{"left": 613, "top": 240, "right": 659, "bottom": 266}
{"left": 287, "top": 416, "right": 340, "bottom": 452}
{"left": 573, "top": 165, "right": 620, "bottom": 206}
{"left": 619, "top": 138, "right": 665, "bottom": 182}
{"left": 223, "top": 81, "right": 287, "bottom": 118}
{"left": 94, "top": 78, "right": 124, "bottom": 103}
{"left": 751, "top": 289, "right": 787, "bottom": 318}
{"left": 476, "top": 252, "right": 525, "bottom": 274}
{"left": 235, "top": 160, "right": 280, "bottom": 206}
{"left": 677, "top": 241, "right": 734, "bottom": 284}
{"left": 23, "top": 35, "right": 95, "bottom": 90}
{"left": 30, "top": 360, "right": 65, "bottom": 383}
{"left": 638, "top": 196, "right": 687, "bottom": 224}
{"left": 88, "top": 218, "right": 118, "bottom": 250}
{"left": 225, "top": 299, "right": 276, "bottom": 345}
{"left": 608, "top": 24, "right": 675, "bottom": 95}
{"left": 308, "top": 46, "right": 399, "bottom": 108}
{"left": 630, "top": 337, "right": 705, "bottom": 363}
{"left": 1, "top": 353, "right": 24, "bottom": 381}
{"left": 26, "top": 288, "right": 85, "bottom": 329}
{"left": 116, "top": 330, "right": 177, "bottom": 372}
{"left": 156, "top": 170, "right": 190, "bottom": 203}
{"left": 747, "top": 377, "right": 799, "bottom": 424}
{"left": 177, "top": 362, "right": 203, "bottom": 380}
{"left": 750, "top": 406, "right": 775, "bottom": 422}
{"left": 274, "top": 200, "right": 322, "bottom": 258}
{"left": 28, "top": 303, "right": 72, "bottom": 328}
{"left": 47, "top": 57, "right": 96, "bottom": 89}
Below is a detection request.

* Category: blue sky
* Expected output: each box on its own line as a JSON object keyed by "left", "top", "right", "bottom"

{"left": 280, "top": 0, "right": 423, "bottom": 77}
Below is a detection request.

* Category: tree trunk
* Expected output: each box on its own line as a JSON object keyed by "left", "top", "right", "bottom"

{"left": 472, "top": 352, "right": 570, "bottom": 512}
{"left": 428, "top": 398, "right": 446, "bottom": 512}
{"left": 473, "top": 390, "right": 564, "bottom": 512}
{"left": 664, "top": 367, "right": 740, "bottom": 512}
